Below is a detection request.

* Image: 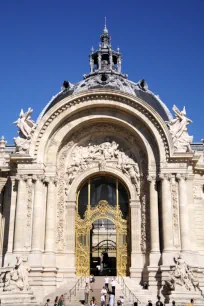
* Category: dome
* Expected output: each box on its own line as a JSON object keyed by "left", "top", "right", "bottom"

{"left": 37, "top": 25, "right": 172, "bottom": 123}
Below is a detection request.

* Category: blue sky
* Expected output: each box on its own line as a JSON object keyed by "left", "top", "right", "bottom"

{"left": 0, "top": 0, "right": 204, "bottom": 143}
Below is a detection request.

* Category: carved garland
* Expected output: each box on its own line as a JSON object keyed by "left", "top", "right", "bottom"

{"left": 25, "top": 178, "right": 33, "bottom": 249}
{"left": 34, "top": 93, "right": 170, "bottom": 160}
{"left": 56, "top": 141, "right": 74, "bottom": 251}
{"left": 171, "top": 180, "right": 180, "bottom": 248}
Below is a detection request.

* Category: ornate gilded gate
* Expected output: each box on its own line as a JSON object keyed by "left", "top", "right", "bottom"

{"left": 75, "top": 200, "right": 128, "bottom": 276}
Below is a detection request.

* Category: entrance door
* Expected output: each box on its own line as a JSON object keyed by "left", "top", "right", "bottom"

{"left": 90, "top": 218, "right": 116, "bottom": 276}
{"left": 75, "top": 200, "right": 129, "bottom": 276}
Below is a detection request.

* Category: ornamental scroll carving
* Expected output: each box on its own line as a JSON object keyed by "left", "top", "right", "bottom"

{"left": 171, "top": 180, "right": 180, "bottom": 248}
{"left": 25, "top": 178, "right": 33, "bottom": 249}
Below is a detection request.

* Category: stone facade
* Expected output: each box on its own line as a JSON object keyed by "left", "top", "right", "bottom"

{"left": 0, "top": 25, "right": 204, "bottom": 305}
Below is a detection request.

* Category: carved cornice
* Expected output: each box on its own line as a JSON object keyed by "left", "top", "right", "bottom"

{"left": 33, "top": 91, "right": 171, "bottom": 160}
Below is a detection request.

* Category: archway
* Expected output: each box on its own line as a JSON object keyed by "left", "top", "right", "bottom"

{"left": 76, "top": 175, "right": 130, "bottom": 276}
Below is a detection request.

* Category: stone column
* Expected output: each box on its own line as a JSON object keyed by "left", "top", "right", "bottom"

{"left": 148, "top": 175, "right": 160, "bottom": 265}
{"left": 177, "top": 174, "right": 189, "bottom": 252}
{"left": 64, "top": 201, "right": 76, "bottom": 274}
{"left": 14, "top": 175, "right": 27, "bottom": 252}
{"left": 159, "top": 174, "right": 174, "bottom": 264}
{"left": 44, "top": 177, "right": 57, "bottom": 267}
{"left": 0, "top": 179, "right": 6, "bottom": 252}
{"left": 31, "top": 175, "right": 44, "bottom": 254}
{"left": 130, "top": 200, "right": 143, "bottom": 278}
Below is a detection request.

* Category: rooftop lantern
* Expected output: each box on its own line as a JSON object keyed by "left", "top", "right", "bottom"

{"left": 89, "top": 18, "right": 122, "bottom": 75}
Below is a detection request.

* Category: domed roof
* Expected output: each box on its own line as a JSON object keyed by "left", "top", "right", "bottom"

{"left": 37, "top": 24, "right": 172, "bottom": 123}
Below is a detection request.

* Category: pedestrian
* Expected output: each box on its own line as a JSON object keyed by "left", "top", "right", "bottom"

{"left": 117, "top": 300, "right": 121, "bottom": 306}
{"left": 104, "top": 275, "right": 109, "bottom": 291}
{"left": 109, "top": 292, "right": 115, "bottom": 306}
{"left": 156, "top": 296, "right": 163, "bottom": 306}
{"left": 58, "top": 295, "right": 64, "bottom": 306}
{"left": 147, "top": 300, "right": 152, "bottom": 306}
{"left": 80, "top": 301, "right": 85, "bottom": 305}
{"left": 89, "top": 274, "right": 95, "bottom": 292}
{"left": 133, "top": 303, "right": 138, "bottom": 306}
{"left": 172, "top": 301, "right": 176, "bottom": 306}
{"left": 187, "top": 299, "right": 194, "bottom": 306}
{"left": 101, "top": 287, "right": 107, "bottom": 302}
{"left": 44, "top": 299, "right": 50, "bottom": 306}
{"left": 85, "top": 283, "right": 90, "bottom": 304}
{"left": 54, "top": 296, "right": 59, "bottom": 306}
{"left": 101, "top": 294, "right": 105, "bottom": 306}
{"left": 120, "top": 296, "right": 124, "bottom": 306}
{"left": 111, "top": 278, "right": 116, "bottom": 295}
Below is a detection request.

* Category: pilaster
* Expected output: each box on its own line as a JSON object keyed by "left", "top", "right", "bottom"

{"left": 147, "top": 175, "right": 160, "bottom": 266}
{"left": 129, "top": 200, "right": 143, "bottom": 280}
{"left": 13, "top": 175, "right": 28, "bottom": 253}
{"left": 44, "top": 176, "right": 57, "bottom": 268}
{"left": 30, "top": 175, "right": 45, "bottom": 266}
{"left": 159, "top": 173, "right": 175, "bottom": 265}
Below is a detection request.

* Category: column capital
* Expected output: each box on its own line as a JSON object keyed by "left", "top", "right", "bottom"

{"left": 159, "top": 173, "right": 172, "bottom": 181}
{"left": 16, "top": 174, "right": 27, "bottom": 182}
{"left": 44, "top": 176, "right": 57, "bottom": 185}
{"left": 147, "top": 175, "right": 157, "bottom": 183}
{"left": 32, "top": 174, "right": 45, "bottom": 182}
{"left": 176, "top": 173, "right": 188, "bottom": 181}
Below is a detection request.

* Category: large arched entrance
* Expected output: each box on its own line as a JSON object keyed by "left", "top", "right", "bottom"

{"left": 76, "top": 175, "right": 131, "bottom": 276}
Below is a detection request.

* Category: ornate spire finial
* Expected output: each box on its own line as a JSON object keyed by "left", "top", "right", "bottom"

{"left": 103, "top": 17, "right": 108, "bottom": 34}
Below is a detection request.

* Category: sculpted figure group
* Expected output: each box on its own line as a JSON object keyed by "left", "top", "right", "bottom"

{"left": 167, "top": 105, "right": 193, "bottom": 152}
{"left": 0, "top": 256, "right": 31, "bottom": 292}
{"left": 166, "top": 254, "right": 200, "bottom": 292}
{"left": 66, "top": 140, "right": 140, "bottom": 191}
{"left": 13, "top": 108, "right": 36, "bottom": 154}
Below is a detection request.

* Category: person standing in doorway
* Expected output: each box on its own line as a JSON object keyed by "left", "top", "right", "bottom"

{"left": 104, "top": 276, "right": 109, "bottom": 291}
{"left": 85, "top": 283, "right": 90, "bottom": 304}
{"left": 111, "top": 278, "right": 116, "bottom": 295}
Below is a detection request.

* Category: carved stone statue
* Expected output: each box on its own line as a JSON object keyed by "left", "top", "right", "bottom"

{"left": 121, "top": 163, "right": 140, "bottom": 192}
{"left": 13, "top": 108, "right": 36, "bottom": 154}
{"left": 0, "top": 256, "right": 31, "bottom": 292}
{"left": 166, "top": 254, "right": 200, "bottom": 292}
{"left": 167, "top": 105, "right": 193, "bottom": 152}
{"left": 13, "top": 108, "right": 36, "bottom": 139}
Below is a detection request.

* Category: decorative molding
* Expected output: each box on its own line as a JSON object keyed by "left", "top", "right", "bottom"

{"left": 171, "top": 179, "right": 180, "bottom": 248}
{"left": 25, "top": 178, "right": 33, "bottom": 249}
{"left": 33, "top": 92, "right": 170, "bottom": 160}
